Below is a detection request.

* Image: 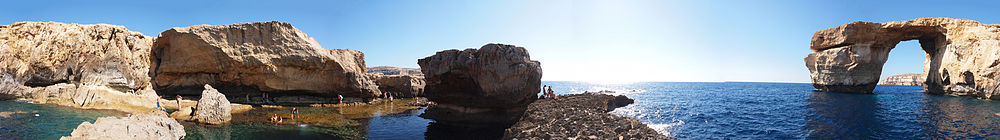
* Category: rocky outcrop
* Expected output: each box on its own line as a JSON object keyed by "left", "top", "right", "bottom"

{"left": 503, "top": 92, "right": 672, "bottom": 140}
{"left": 417, "top": 43, "right": 542, "bottom": 125}
{"left": 368, "top": 66, "right": 422, "bottom": 75}
{"left": 805, "top": 18, "right": 1000, "bottom": 99}
{"left": 880, "top": 73, "right": 924, "bottom": 86}
{"left": 369, "top": 74, "right": 425, "bottom": 98}
{"left": 62, "top": 113, "right": 186, "bottom": 140}
{"left": 150, "top": 21, "right": 380, "bottom": 98}
{"left": 0, "top": 22, "right": 160, "bottom": 113}
{"left": 192, "top": 84, "right": 231, "bottom": 124}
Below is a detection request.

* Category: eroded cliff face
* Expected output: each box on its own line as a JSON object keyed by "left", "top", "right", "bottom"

{"left": 880, "top": 73, "right": 924, "bottom": 86}
{"left": 805, "top": 18, "right": 1000, "bottom": 99}
{"left": 0, "top": 22, "right": 161, "bottom": 113}
{"left": 150, "top": 21, "right": 380, "bottom": 98}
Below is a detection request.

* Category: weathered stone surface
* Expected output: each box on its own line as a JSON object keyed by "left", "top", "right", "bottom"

{"left": 0, "top": 22, "right": 160, "bottom": 113}
{"left": 503, "top": 91, "right": 672, "bottom": 140}
{"left": 417, "top": 43, "right": 542, "bottom": 125}
{"left": 192, "top": 84, "right": 231, "bottom": 125}
{"left": 62, "top": 113, "right": 186, "bottom": 140}
{"left": 169, "top": 106, "right": 193, "bottom": 120}
{"left": 880, "top": 73, "right": 924, "bottom": 86}
{"left": 370, "top": 74, "right": 425, "bottom": 98}
{"left": 150, "top": 21, "right": 380, "bottom": 98}
{"left": 805, "top": 18, "right": 1000, "bottom": 99}
{"left": 368, "top": 66, "right": 422, "bottom": 75}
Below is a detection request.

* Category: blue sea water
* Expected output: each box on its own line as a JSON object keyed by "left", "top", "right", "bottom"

{"left": 3, "top": 82, "right": 1000, "bottom": 139}
{"left": 543, "top": 82, "right": 1000, "bottom": 139}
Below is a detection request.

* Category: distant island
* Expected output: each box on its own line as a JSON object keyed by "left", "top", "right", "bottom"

{"left": 879, "top": 73, "right": 924, "bottom": 86}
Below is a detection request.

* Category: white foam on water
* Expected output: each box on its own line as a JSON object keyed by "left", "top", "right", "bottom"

{"left": 648, "top": 119, "right": 684, "bottom": 137}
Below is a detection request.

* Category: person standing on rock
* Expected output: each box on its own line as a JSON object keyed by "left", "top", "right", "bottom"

{"left": 246, "top": 94, "right": 250, "bottom": 103}
{"left": 291, "top": 108, "right": 298, "bottom": 120}
{"left": 176, "top": 95, "right": 183, "bottom": 109}
{"left": 338, "top": 94, "right": 344, "bottom": 104}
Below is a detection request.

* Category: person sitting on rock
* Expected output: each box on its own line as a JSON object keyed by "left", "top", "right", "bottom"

{"left": 548, "top": 87, "right": 557, "bottom": 99}
{"left": 156, "top": 96, "right": 166, "bottom": 112}
{"left": 271, "top": 114, "right": 280, "bottom": 124}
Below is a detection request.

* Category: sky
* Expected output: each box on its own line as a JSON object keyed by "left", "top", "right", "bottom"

{"left": 3, "top": 0, "right": 999, "bottom": 83}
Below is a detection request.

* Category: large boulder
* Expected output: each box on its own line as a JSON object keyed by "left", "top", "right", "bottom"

{"left": 192, "top": 84, "right": 231, "bottom": 124}
{"left": 805, "top": 18, "right": 1000, "bottom": 99}
{"left": 417, "top": 43, "right": 542, "bottom": 125}
{"left": 150, "top": 21, "right": 380, "bottom": 98}
{"left": 370, "top": 73, "right": 425, "bottom": 98}
{"left": 61, "top": 113, "right": 186, "bottom": 140}
{"left": 0, "top": 22, "right": 160, "bottom": 113}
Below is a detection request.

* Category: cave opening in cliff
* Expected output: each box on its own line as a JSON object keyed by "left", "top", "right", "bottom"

{"left": 878, "top": 40, "right": 928, "bottom": 88}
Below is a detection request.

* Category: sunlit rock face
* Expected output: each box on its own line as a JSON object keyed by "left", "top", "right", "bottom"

{"left": 805, "top": 18, "right": 1000, "bottom": 99}
{"left": 880, "top": 73, "right": 924, "bottom": 86}
{"left": 0, "top": 22, "right": 161, "bottom": 113}
{"left": 417, "top": 43, "right": 542, "bottom": 125}
{"left": 150, "top": 21, "right": 380, "bottom": 98}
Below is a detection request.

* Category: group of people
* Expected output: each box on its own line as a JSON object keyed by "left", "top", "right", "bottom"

{"left": 541, "top": 85, "right": 557, "bottom": 99}
{"left": 153, "top": 95, "right": 185, "bottom": 112}
{"left": 269, "top": 107, "right": 299, "bottom": 125}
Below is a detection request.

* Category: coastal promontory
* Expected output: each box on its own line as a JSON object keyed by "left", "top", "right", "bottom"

{"left": 879, "top": 73, "right": 924, "bottom": 86}
{"left": 805, "top": 18, "right": 1000, "bottom": 99}
{"left": 418, "top": 43, "right": 543, "bottom": 125}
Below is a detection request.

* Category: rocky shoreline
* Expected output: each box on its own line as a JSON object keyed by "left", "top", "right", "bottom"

{"left": 0, "top": 21, "right": 669, "bottom": 139}
{"left": 503, "top": 91, "right": 673, "bottom": 139}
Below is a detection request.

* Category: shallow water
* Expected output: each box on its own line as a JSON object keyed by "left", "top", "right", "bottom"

{"left": 0, "top": 100, "right": 125, "bottom": 139}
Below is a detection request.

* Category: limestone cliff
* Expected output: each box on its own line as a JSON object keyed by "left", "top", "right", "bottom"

{"left": 368, "top": 66, "right": 422, "bottom": 75}
{"left": 150, "top": 21, "right": 381, "bottom": 98}
{"left": 367, "top": 66, "right": 425, "bottom": 97}
{"left": 0, "top": 22, "right": 161, "bottom": 113}
{"left": 879, "top": 73, "right": 924, "bottom": 86}
{"left": 805, "top": 18, "right": 1000, "bottom": 99}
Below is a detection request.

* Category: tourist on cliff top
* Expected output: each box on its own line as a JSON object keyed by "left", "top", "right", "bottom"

{"left": 175, "top": 95, "right": 183, "bottom": 108}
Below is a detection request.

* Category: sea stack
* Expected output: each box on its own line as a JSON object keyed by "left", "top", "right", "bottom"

{"left": 805, "top": 18, "right": 1000, "bottom": 99}
{"left": 149, "top": 21, "right": 381, "bottom": 98}
{"left": 417, "top": 43, "right": 542, "bottom": 125}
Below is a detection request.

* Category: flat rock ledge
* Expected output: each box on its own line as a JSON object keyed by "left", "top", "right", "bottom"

{"left": 503, "top": 91, "right": 673, "bottom": 140}
{"left": 62, "top": 112, "right": 185, "bottom": 140}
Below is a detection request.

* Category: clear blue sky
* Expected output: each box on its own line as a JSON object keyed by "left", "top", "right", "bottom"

{"left": 3, "top": 0, "right": 999, "bottom": 83}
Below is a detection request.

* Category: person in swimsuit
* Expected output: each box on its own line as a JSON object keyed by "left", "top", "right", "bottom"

{"left": 176, "top": 95, "right": 183, "bottom": 109}
{"left": 291, "top": 108, "right": 298, "bottom": 120}
{"left": 156, "top": 96, "right": 165, "bottom": 112}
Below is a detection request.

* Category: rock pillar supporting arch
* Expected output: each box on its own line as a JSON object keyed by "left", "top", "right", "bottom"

{"left": 804, "top": 18, "right": 1000, "bottom": 100}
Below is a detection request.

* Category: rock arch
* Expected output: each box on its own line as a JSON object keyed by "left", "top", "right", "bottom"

{"left": 804, "top": 18, "right": 1000, "bottom": 100}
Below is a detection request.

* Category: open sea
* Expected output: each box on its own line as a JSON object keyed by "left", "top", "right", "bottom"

{"left": 2, "top": 82, "right": 1000, "bottom": 139}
